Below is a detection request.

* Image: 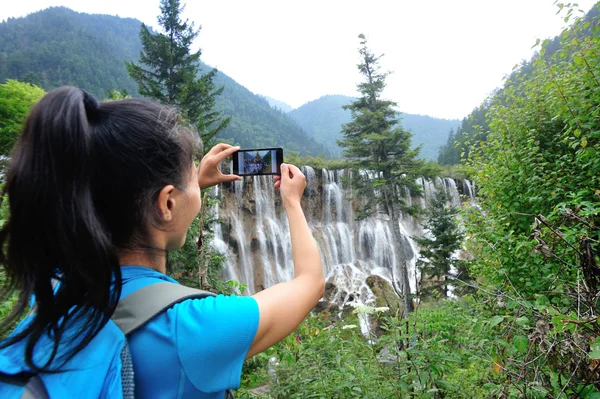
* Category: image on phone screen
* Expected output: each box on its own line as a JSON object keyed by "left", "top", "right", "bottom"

{"left": 233, "top": 148, "right": 283, "bottom": 176}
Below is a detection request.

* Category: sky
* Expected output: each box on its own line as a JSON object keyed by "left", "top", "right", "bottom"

{"left": 1, "top": 0, "right": 597, "bottom": 120}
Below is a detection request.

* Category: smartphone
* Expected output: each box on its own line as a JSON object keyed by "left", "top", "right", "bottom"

{"left": 232, "top": 147, "right": 284, "bottom": 176}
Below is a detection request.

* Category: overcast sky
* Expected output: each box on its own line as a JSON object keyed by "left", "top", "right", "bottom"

{"left": 1, "top": 1, "right": 597, "bottom": 119}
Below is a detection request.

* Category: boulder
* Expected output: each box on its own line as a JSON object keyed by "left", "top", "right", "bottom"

{"left": 323, "top": 282, "right": 348, "bottom": 303}
{"left": 366, "top": 275, "right": 404, "bottom": 317}
{"left": 313, "top": 300, "right": 340, "bottom": 324}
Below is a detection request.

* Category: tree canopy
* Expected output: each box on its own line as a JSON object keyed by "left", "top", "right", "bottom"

{"left": 0, "top": 80, "right": 45, "bottom": 156}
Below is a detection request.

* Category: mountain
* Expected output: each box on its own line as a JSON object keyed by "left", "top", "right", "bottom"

{"left": 262, "top": 96, "right": 293, "bottom": 113}
{"left": 0, "top": 7, "right": 328, "bottom": 157}
{"left": 0, "top": 7, "right": 142, "bottom": 96}
{"left": 288, "top": 95, "right": 460, "bottom": 160}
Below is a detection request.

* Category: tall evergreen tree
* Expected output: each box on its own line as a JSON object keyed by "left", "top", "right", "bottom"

{"left": 339, "top": 34, "right": 422, "bottom": 313}
{"left": 127, "top": 0, "right": 230, "bottom": 290}
{"left": 413, "top": 190, "right": 465, "bottom": 299}
{"left": 126, "top": 0, "right": 229, "bottom": 142}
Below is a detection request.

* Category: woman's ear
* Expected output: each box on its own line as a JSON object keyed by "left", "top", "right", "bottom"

{"left": 157, "top": 185, "right": 176, "bottom": 222}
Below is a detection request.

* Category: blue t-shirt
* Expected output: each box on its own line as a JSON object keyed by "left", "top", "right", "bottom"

{"left": 120, "top": 266, "right": 260, "bottom": 399}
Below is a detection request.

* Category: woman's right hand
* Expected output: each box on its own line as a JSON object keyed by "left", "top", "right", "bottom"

{"left": 274, "top": 164, "right": 306, "bottom": 208}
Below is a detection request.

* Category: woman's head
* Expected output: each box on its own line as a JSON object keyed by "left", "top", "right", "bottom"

{"left": 0, "top": 86, "right": 202, "bottom": 370}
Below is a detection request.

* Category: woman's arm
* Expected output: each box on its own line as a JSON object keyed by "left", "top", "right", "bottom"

{"left": 247, "top": 164, "right": 325, "bottom": 358}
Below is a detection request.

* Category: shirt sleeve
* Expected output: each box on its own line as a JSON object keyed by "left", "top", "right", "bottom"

{"left": 174, "top": 295, "right": 259, "bottom": 392}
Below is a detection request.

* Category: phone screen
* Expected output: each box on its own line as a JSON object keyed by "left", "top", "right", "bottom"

{"left": 233, "top": 148, "right": 283, "bottom": 176}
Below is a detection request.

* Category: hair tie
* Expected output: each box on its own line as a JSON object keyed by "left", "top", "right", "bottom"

{"left": 81, "top": 89, "right": 99, "bottom": 117}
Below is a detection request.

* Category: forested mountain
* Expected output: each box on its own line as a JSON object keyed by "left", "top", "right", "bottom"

{"left": 0, "top": 7, "right": 142, "bottom": 96}
{"left": 0, "top": 7, "right": 328, "bottom": 156}
{"left": 263, "top": 96, "right": 293, "bottom": 113}
{"left": 437, "top": 3, "right": 600, "bottom": 165}
{"left": 288, "top": 95, "right": 460, "bottom": 159}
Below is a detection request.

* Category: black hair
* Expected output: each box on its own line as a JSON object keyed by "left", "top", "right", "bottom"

{"left": 0, "top": 86, "right": 201, "bottom": 371}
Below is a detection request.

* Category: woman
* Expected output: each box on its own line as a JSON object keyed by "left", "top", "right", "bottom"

{"left": 0, "top": 86, "right": 324, "bottom": 398}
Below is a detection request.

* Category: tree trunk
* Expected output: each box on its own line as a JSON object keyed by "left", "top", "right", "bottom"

{"left": 384, "top": 190, "right": 414, "bottom": 315}
{"left": 390, "top": 219, "right": 414, "bottom": 315}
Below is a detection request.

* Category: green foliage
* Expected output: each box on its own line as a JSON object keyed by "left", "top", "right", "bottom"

{"left": 284, "top": 151, "right": 349, "bottom": 171}
{"left": 0, "top": 80, "right": 45, "bottom": 155}
{"left": 413, "top": 190, "right": 466, "bottom": 299}
{"left": 0, "top": 7, "right": 143, "bottom": 97}
{"left": 105, "top": 88, "right": 131, "bottom": 100}
{"left": 126, "top": 0, "right": 230, "bottom": 143}
{"left": 462, "top": 3, "right": 600, "bottom": 396}
{"left": 237, "top": 298, "right": 498, "bottom": 399}
{"left": 437, "top": 104, "right": 490, "bottom": 166}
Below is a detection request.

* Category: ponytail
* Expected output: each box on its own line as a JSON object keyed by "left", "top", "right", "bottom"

{"left": 0, "top": 87, "right": 121, "bottom": 371}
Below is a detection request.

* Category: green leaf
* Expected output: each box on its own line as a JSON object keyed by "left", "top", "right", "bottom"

{"left": 589, "top": 350, "right": 600, "bottom": 360}
{"left": 488, "top": 315, "right": 504, "bottom": 328}
{"left": 513, "top": 335, "right": 529, "bottom": 353}
{"left": 581, "top": 139, "right": 588, "bottom": 148}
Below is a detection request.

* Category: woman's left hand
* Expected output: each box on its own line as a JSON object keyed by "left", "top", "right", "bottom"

{"left": 199, "top": 144, "right": 242, "bottom": 189}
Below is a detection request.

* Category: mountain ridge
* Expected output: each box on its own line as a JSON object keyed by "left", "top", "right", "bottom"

{"left": 0, "top": 7, "right": 328, "bottom": 156}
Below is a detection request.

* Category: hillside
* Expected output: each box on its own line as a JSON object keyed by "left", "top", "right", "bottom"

{"left": 263, "top": 96, "right": 293, "bottom": 113}
{"left": 0, "top": 7, "right": 328, "bottom": 157}
{"left": 288, "top": 95, "right": 460, "bottom": 159}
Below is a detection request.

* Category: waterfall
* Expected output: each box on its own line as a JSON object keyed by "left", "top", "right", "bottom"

{"left": 212, "top": 171, "right": 465, "bottom": 307}
{"left": 443, "top": 178, "right": 461, "bottom": 207}
{"left": 463, "top": 179, "right": 476, "bottom": 200}
{"left": 211, "top": 185, "right": 238, "bottom": 283}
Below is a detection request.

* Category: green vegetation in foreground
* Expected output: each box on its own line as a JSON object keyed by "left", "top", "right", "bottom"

{"left": 237, "top": 298, "right": 501, "bottom": 398}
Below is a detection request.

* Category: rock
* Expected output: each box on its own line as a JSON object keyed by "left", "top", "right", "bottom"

{"left": 313, "top": 300, "right": 339, "bottom": 315}
{"left": 366, "top": 275, "right": 404, "bottom": 317}
{"left": 324, "top": 282, "right": 348, "bottom": 303}
{"left": 313, "top": 300, "right": 340, "bottom": 324}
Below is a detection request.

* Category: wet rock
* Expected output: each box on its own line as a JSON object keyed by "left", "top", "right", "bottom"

{"left": 324, "top": 282, "right": 348, "bottom": 303}
{"left": 313, "top": 300, "right": 339, "bottom": 314}
{"left": 366, "top": 275, "right": 404, "bottom": 317}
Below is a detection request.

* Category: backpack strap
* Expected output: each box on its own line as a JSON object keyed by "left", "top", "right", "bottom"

{"left": 0, "top": 372, "right": 49, "bottom": 399}
{"left": 21, "top": 376, "right": 48, "bottom": 399}
{"left": 112, "top": 282, "right": 216, "bottom": 336}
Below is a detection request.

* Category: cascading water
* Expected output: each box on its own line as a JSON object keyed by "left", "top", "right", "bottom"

{"left": 214, "top": 169, "right": 468, "bottom": 309}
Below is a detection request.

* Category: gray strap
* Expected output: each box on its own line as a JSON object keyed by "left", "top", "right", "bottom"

{"left": 112, "top": 282, "right": 215, "bottom": 335}
{"left": 22, "top": 376, "right": 49, "bottom": 399}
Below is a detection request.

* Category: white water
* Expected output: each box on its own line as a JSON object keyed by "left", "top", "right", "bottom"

{"left": 213, "top": 168, "right": 467, "bottom": 306}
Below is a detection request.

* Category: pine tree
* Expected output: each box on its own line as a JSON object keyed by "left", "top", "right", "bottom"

{"left": 413, "top": 190, "right": 465, "bottom": 299}
{"left": 339, "top": 34, "right": 423, "bottom": 313}
{"left": 127, "top": 0, "right": 229, "bottom": 291}
{"left": 126, "top": 0, "right": 229, "bottom": 142}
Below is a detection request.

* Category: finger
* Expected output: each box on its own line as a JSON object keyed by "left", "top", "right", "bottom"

{"left": 280, "top": 164, "right": 291, "bottom": 180}
{"left": 274, "top": 180, "right": 281, "bottom": 189}
{"left": 273, "top": 175, "right": 281, "bottom": 182}
{"left": 206, "top": 143, "right": 232, "bottom": 157}
{"left": 286, "top": 164, "right": 304, "bottom": 177}
{"left": 222, "top": 174, "right": 242, "bottom": 182}
{"left": 212, "top": 145, "right": 240, "bottom": 163}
